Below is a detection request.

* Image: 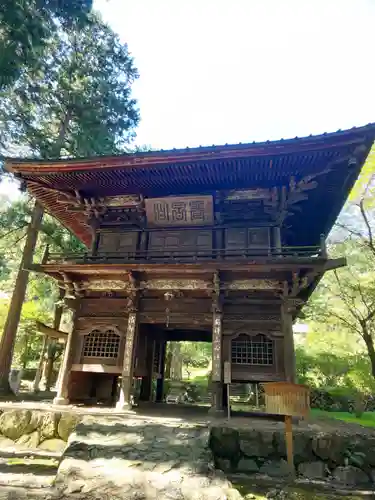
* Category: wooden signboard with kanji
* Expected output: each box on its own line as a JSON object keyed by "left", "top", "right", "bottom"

{"left": 145, "top": 195, "right": 214, "bottom": 227}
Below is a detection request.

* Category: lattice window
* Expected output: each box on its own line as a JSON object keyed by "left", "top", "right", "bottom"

{"left": 83, "top": 328, "right": 120, "bottom": 358}
{"left": 231, "top": 334, "right": 273, "bottom": 365}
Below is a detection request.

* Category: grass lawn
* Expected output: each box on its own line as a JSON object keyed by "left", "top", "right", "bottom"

{"left": 311, "top": 408, "right": 375, "bottom": 428}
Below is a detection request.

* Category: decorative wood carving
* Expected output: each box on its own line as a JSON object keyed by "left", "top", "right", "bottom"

{"left": 225, "top": 280, "right": 281, "bottom": 290}
{"left": 224, "top": 314, "right": 280, "bottom": 322}
{"left": 139, "top": 312, "right": 211, "bottom": 324}
{"left": 76, "top": 319, "right": 124, "bottom": 334}
{"left": 140, "top": 279, "right": 210, "bottom": 290}
{"left": 80, "top": 280, "right": 131, "bottom": 291}
{"left": 223, "top": 189, "right": 271, "bottom": 201}
{"left": 145, "top": 195, "right": 213, "bottom": 227}
{"left": 99, "top": 195, "right": 141, "bottom": 207}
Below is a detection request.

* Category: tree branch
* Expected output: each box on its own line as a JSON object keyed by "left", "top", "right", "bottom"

{"left": 359, "top": 199, "right": 375, "bottom": 255}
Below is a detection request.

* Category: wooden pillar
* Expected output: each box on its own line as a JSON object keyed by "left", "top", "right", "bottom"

{"left": 273, "top": 226, "right": 282, "bottom": 256}
{"left": 0, "top": 202, "right": 44, "bottom": 395}
{"left": 53, "top": 301, "right": 80, "bottom": 405}
{"left": 209, "top": 309, "right": 224, "bottom": 415}
{"left": 282, "top": 303, "right": 296, "bottom": 383}
{"left": 116, "top": 301, "right": 139, "bottom": 410}
{"left": 156, "top": 340, "right": 166, "bottom": 403}
{"left": 42, "top": 288, "right": 65, "bottom": 391}
{"left": 139, "top": 333, "right": 153, "bottom": 402}
{"left": 33, "top": 336, "right": 48, "bottom": 393}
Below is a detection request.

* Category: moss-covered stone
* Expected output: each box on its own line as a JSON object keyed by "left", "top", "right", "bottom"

{"left": 0, "top": 410, "right": 32, "bottom": 440}
{"left": 39, "top": 438, "right": 66, "bottom": 452}
{"left": 239, "top": 429, "right": 274, "bottom": 458}
{"left": 58, "top": 413, "right": 81, "bottom": 442}
{"left": 40, "top": 412, "right": 60, "bottom": 440}
{"left": 17, "top": 430, "right": 40, "bottom": 449}
{"left": 209, "top": 427, "right": 240, "bottom": 462}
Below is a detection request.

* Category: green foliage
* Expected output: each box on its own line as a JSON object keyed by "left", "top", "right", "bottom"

{"left": 349, "top": 145, "right": 375, "bottom": 205}
{"left": 0, "top": 8, "right": 140, "bottom": 373}
{"left": 180, "top": 342, "right": 211, "bottom": 378}
{"left": 0, "top": 298, "right": 51, "bottom": 369}
{"left": 0, "top": 13, "right": 139, "bottom": 158}
{"left": 0, "top": 0, "right": 92, "bottom": 90}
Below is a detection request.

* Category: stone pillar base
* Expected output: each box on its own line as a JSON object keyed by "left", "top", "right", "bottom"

{"left": 115, "top": 401, "right": 132, "bottom": 411}
{"left": 53, "top": 396, "right": 69, "bottom": 406}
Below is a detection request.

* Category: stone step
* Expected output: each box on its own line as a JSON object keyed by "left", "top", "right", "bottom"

{"left": 53, "top": 414, "right": 241, "bottom": 500}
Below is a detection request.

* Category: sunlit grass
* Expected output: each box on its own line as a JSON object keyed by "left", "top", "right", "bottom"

{"left": 311, "top": 409, "right": 375, "bottom": 427}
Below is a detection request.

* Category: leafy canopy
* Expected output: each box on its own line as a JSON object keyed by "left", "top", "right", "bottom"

{"left": 0, "top": 0, "right": 93, "bottom": 90}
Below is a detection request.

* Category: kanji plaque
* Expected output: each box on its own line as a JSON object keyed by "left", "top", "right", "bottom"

{"left": 145, "top": 195, "right": 213, "bottom": 227}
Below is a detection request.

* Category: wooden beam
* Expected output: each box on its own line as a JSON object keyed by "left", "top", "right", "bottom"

{"left": 35, "top": 321, "right": 67, "bottom": 340}
{"left": 324, "top": 257, "right": 346, "bottom": 271}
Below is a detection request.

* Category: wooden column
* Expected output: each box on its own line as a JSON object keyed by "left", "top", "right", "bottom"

{"left": 282, "top": 303, "right": 296, "bottom": 383}
{"left": 42, "top": 288, "right": 65, "bottom": 391}
{"left": 139, "top": 333, "right": 153, "bottom": 402}
{"left": 209, "top": 296, "right": 224, "bottom": 414}
{"left": 53, "top": 301, "right": 80, "bottom": 405}
{"left": 0, "top": 202, "right": 44, "bottom": 395}
{"left": 156, "top": 340, "right": 166, "bottom": 403}
{"left": 273, "top": 226, "right": 282, "bottom": 256}
{"left": 33, "top": 336, "right": 48, "bottom": 393}
{"left": 116, "top": 295, "right": 139, "bottom": 410}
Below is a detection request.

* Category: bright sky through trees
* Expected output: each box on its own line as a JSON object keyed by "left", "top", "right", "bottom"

{"left": 95, "top": 0, "right": 375, "bottom": 150}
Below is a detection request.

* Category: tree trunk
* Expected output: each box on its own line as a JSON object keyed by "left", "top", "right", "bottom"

{"left": 43, "top": 289, "right": 65, "bottom": 391}
{"left": 170, "top": 342, "right": 182, "bottom": 381}
{"left": 362, "top": 327, "right": 375, "bottom": 378}
{"left": 0, "top": 106, "right": 70, "bottom": 396}
{"left": 165, "top": 346, "right": 172, "bottom": 379}
{"left": 0, "top": 202, "right": 44, "bottom": 395}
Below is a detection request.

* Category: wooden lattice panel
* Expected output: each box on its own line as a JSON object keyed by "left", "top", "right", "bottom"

{"left": 83, "top": 329, "right": 120, "bottom": 359}
{"left": 263, "top": 382, "right": 310, "bottom": 417}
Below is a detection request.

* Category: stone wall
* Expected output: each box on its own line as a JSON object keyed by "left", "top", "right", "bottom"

{"left": 209, "top": 423, "right": 375, "bottom": 487}
{"left": 0, "top": 409, "right": 81, "bottom": 452}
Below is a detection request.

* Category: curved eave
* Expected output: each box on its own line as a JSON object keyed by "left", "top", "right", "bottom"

{"left": 6, "top": 125, "right": 375, "bottom": 248}
{"left": 6, "top": 124, "right": 375, "bottom": 174}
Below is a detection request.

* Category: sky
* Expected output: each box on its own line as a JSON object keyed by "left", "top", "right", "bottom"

{"left": 95, "top": 0, "right": 375, "bottom": 150}
{"left": 1, "top": 0, "right": 375, "bottom": 200}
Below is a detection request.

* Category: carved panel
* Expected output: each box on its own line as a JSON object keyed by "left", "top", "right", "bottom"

{"left": 224, "top": 189, "right": 271, "bottom": 201}
{"left": 225, "top": 228, "right": 247, "bottom": 250}
{"left": 139, "top": 312, "right": 211, "bottom": 324}
{"left": 148, "top": 229, "right": 212, "bottom": 253}
{"left": 80, "top": 280, "right": 131, "bottom": 291}
{"left": 76, "top": 318, "right": 126, "bottom": 334}
{"left": 98, "top": 231, "right": 138, "bottom": 253}
{"left": 225, "top": 280, "right": 281, "bottom": 290}
{"left": 99, "top": 195, "right": 140, "bottom": 207}
{"left": 248, "top": 228, "right": 270, "bottom": 248}
{"left": 224, "top": 314, "right": 280, "bottom": 322}
{"left": 145, "top": 195, "right": 213, "bottom": 226}
{"left": 140, "top": 279, "right": 210, "bottom": 290}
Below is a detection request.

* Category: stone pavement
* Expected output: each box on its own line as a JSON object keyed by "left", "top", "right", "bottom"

{"left": 52, "top": 413, "right": 242, "bottom": 500}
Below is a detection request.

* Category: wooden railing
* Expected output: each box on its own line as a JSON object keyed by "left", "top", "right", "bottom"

{"left": 42, "top": 245, "right": 325, "bottom": 265}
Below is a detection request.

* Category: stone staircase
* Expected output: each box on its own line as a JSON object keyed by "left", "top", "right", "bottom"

{"left": 53, "top": 414, "right": 241, "bottom": 500}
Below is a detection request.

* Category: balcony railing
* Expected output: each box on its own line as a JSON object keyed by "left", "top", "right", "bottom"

{"left": 41, "top": 245, "right": 326, "bottom": 265}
